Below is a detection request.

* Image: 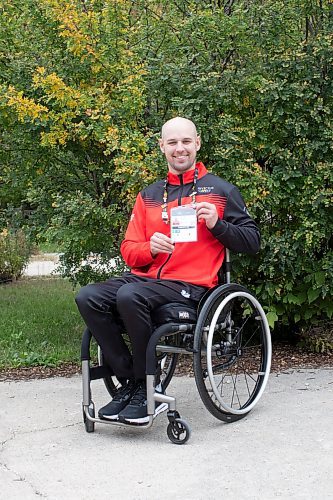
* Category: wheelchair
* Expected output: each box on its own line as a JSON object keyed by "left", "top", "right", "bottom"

{"left": 81, "top": 250, "right": 272, "bottom": 444}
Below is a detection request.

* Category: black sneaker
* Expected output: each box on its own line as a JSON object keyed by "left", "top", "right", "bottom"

{"left": 118, "top": 381, "right": 168, "bottom": 425}
{"left": 98, "top": 380, "right": 136, "bottom": 420}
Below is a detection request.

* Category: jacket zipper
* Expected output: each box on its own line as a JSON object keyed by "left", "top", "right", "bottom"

{"left": 157, "top": 174, "right": 184, "bottom": 279}
{"left": 177, "top": 174, "right": 184, "bottom": 205}
{"left": 157, "top": 253, "right": 171, "bottom": 279}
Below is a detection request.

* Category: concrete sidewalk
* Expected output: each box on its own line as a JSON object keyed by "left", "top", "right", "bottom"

{"left": 1, "top": 369, "right": 332, "bottom": 500}
{"left": 23, "top": 254, "right": 60, "bottom": 277}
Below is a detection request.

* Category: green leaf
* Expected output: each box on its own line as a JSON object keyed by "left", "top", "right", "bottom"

{"left": 326, "top": 302, "right": 333, "bottom": 319}
{"left": 307, "top": 288, "right": 321, "bottom": 304}
{"left": 266, "top": 311, "right": 278, "bottom": 329}
{"left": 286, "top": 294, "right": 305, "bottom": 305}
{"left": 304, "top": 309, "right": 314, "bottom": 320}
{"left": 314, "top": 272, "right": 325, "bottom": 286}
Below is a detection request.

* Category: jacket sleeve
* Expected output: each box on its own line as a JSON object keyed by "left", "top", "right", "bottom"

{"left": 120, "top": 193, "right": 155, "bottom": 268}
{"left": 209, "top": 186, "right": 260, "bottom": 254}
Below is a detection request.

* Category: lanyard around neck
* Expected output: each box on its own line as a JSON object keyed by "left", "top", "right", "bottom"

{"left": 161, "top": 167, "right": 199, "bottom": 224}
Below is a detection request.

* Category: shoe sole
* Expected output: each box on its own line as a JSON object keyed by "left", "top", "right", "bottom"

{"left": 98, "top": 413, "right": 118, "bottom": 421}
{"left": 120, "top": 403, "right": 168, "bottom": 425}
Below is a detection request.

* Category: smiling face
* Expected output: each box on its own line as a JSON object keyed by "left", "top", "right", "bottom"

{"left": 159, "top": 117, "right": 201, "bottom": 174}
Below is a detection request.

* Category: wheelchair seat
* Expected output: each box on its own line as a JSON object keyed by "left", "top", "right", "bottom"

{"left": 151, "top": 284, "right": 222, "bottom": 327}
{"left": 151, "top": 302, "right": 197, "bottom": 326}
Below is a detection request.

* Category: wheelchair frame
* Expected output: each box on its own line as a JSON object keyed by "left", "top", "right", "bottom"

{"left": 81, "top": 250, "right": 272, "bottom": 444}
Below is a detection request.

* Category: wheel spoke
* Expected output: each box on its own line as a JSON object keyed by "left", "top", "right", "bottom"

{"left": 230, "top": 371, "right": 242, "bottom": 408}
{"left": 232, "top": 314, "right": 251, "bottom": 342}
{"left": 241, "top": 325, "right": 261, "bottom": 349}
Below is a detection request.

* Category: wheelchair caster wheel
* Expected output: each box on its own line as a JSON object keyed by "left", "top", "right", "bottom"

{"left": 167, "top": 418, "right": 191, "bottom": 445}
{"left": 83, "top": 403, "right": 95, "bottom": 433}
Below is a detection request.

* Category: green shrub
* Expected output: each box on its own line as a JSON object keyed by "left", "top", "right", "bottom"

{"left": 0, "top": 228, "right": 31, "bottom": 282}
{"left": 1, "top": 0, "right": 332, "bottom": 337}
{"left": 139, "top": 1, "right": 333, "bottom": 332}
{"left": 298, "top": 321, "right": 333, "bottom": 354}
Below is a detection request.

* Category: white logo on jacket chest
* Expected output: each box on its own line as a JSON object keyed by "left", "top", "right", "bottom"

{"left": 197, "top": 186, "right": 214, "bottom": 194}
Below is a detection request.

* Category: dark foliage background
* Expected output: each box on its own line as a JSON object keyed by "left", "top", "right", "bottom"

{"left": 0, "top": 0, "right": 332, "bottom": 339}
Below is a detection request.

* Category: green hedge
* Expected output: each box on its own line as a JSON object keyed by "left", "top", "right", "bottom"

{"left": 0, "top": 228, "right": 31, "bottom": 282}
{"left": 0, "top": 1, "right": 332, "bottom": 341}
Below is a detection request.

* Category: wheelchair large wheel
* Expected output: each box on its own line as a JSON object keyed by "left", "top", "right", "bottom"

{"left": 193, "top": 284, "right": 271, "bottom": 422}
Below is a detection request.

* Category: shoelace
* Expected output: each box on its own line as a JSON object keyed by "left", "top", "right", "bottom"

{"left": 129, "top": 384, "right": 147, "bottom": 405}
{"left": 113, "top": 382, "right": 135, "bottom": 401}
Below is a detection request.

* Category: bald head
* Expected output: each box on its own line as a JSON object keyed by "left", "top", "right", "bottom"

{"left": 161, "top": 117, "right": 198, "bottom": 139}
{"left": 159, "top": 117, "right": 201, "bottom": 174}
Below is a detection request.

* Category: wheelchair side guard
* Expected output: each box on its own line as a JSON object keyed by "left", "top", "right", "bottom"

{"left": 151, "top": 302, "right": 197, "bottom": 326}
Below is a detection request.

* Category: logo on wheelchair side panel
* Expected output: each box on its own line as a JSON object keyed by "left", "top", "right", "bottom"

{"left": 179, "top": 311, "right": 190, "bottom": 320}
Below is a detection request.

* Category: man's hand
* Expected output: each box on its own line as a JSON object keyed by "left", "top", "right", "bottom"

{"left": 195, "top": 202, "right": 218, "bottom": 229}
{"left": 150, "top": 232, "right": 175, "bottom": 256}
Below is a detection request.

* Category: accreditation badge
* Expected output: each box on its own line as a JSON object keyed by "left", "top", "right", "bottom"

{"left": 170, "top": 206, "right": 197, "bottom": 243}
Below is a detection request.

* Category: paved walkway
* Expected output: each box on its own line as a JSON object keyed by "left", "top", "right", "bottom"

{"left": 23, "top": 254, "right": 116, "bottom": 277}
{"left": 1, "top": 369, "right": 333, "bottom": 499}
{"left": 23, "top": 254, "right": 60, "bottom": 277}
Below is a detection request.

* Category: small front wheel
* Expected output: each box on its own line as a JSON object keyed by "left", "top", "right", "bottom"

{"left": 167, "top": 418, "right": 191, "bottom": 445}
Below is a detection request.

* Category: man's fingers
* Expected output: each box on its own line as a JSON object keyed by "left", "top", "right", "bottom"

{"left": 195, "top": 202, "right": 218, "bottom": 229}
{"left": 150, "top": 232, "right": 174, "bottom": 255}
{"left": 151, "top": 232, "right": 172, "bottom": 242}
{"left": 157, "top": 232, "right": 174, "bottom": 242}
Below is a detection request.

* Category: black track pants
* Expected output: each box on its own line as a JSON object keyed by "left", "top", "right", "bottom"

{"left": 75, "top": 273, "right": 206, "bottom": 380}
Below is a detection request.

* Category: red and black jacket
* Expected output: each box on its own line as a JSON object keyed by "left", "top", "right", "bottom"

{"left": 121, "top": 162, "right": 260, "bottom": 288}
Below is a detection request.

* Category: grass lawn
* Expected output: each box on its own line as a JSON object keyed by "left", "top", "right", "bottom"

{"left": 0, "top": 278, "right": 86, "bottom": 368}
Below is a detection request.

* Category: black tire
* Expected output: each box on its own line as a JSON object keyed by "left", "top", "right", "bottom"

{"left": 98, "top": 348, "right": 121, "bottom": 397}
{"left": 167, "top": 418, "right": 191, "bottom": 444}
{"left": 83, "top": 404, "right": 95, "bottom": 433}
{"left": 158, "top": 351, "right": 178, "bottom": 392}
{"left": 193, "top": 284, "right": 271, "bottom": 422}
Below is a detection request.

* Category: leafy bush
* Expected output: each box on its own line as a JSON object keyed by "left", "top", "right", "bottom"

{"left": 298, "top": 321, "right": 333, "bottom": 354}
{"left": 44, "top": 192, "right": 128, "bottom": 286}
{"left": 0, "top": 0, "right": 332, "bottom": 338}
{"left": 139, "top": 1, "right": 333, "bottom": 333}
{"left": 0, "top": 227, "right": 31, "bottom": 282}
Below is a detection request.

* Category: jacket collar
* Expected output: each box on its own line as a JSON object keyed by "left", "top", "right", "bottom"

{"left": 167, "top": 162, "right": 207, "bottom": 185}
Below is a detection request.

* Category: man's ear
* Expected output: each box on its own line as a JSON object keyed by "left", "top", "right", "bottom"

{"left": 196, "top": 135, "right": 201, "bottom": 151}
{"left": 159, "top": 138, "right": 165, "bottom": 153}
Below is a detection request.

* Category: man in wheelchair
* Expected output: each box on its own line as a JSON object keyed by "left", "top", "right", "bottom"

{"left": 75, "top": 116, "right": 260, "bottom": 425}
